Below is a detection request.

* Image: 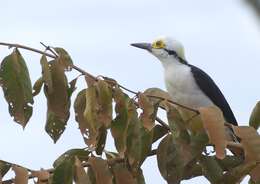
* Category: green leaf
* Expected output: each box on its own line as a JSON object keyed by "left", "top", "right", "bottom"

{"left": 0, "top": 49, "right": 33, "bottom": 127}
{"left": 126, "top": 101, "right": 153, "bottom": 171}
{"left": 44, "top": 60, "right": 70, "bottom": 143}
{"left": 95, "top": 80, "right": 112, "bottom": 127}
{"left": 32, "top": 77, "right": 44, "bottom": 96}
{"left": 0, "top": 160, "right": 11, "bottom": 177}
{"left": 222, "top": 161, "right": 257, "bottom": 184}
{"left": 166, "top": 103, "right": 189, "bottom": 142}
{"left": 111, "top": 87, "right": 130, "bottom": 156}
{"left": 83, "top": 86, "right": 100, "bottom": 146}
{"left": 54, "top": 47, "right": 73, "bottom": 71}
{"left": 249, "top": 101, "right": 260, "bottom": 130}
{"left": 45, "top": 110, "right": 69, "bottom": 143}
{"left": 95, "top": 126, "right": 107, "bottom": 155}
{"left": 74, "top": 89, "right": 90, "bottom": 143}
{"left": 68, "top": 76, "right": 79, "bottom": 98}
{"left": 40, "top": 54, "right": 53, "bottom": 93}
{"left": 52, "top": 156, "right": 75, "bottom": 184}
{"left": 136, "top": 169, "right": 146, "bottom": 184}
{"left": 54, "top": 148, "right": 90, "bottom": 168}
{"left": 199, "top": 156, "right": 224, "bottom": 184}
{"left": 157, "top": 134, "right": 185, "bottom": 183}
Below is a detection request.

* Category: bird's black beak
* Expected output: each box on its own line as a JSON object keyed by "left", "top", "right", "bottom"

{"left": 130, "top": 43, "right": 152, "bottom": 52}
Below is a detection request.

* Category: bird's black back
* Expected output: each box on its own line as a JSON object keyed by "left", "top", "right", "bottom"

{"left": 189, "top": 64, "right": 237, "bottom": 125}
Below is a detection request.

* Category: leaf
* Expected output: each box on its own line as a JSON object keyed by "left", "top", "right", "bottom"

{"left": 44, "top": 60, "right": 70, "bottom": 143}
{"left": 12, "top": 165, "right": 28, "bottom": 184}
{"left": 249, "top": 101, "right": 260, "bottom": 130}
{"left": 222, "top": 161, "right": 257, "bottom": 184}
{"left": 74, "top": 157, "right": 91, "bottom": 184}
{"left": 233, "top": 126, "right": 260, "bottom": 162}
{"left": 112, "top": 163, "right": 135, "bottom": 184}
{"left": 95, "top": 80, "right": 112, "bottom": 127}
{"left": 143, "top": 88, "right": 171, "bottom": 105}
{"left": 0, "top": 49, "right": 34, "bottom": 127}
{"left": 88, "top": 157, "right": 113, "bottom": 184}
{"left": 135, "top": 169, "right": 146, "bottom": 184}
{"left": 152, "top": 125, "right": 168, "bottom": 143}
{"left": 233, "top": 126, "right": 260, "bottom": 182}
{"left": 32, "top": 77, "right": 44, "bottom": 96}
{"left": 157, "top": 134, "right": 184, "bottom": 183}
{"left": 86, "top": 167, "right": 96, "bottom": 184}
{"left": 199, "top": 156, "right": 223, "bottom": 184}
{"left": 199, "top": 106, "right": 226, "bottom": 159}
{"left": 126, "top": 110, "right": 142, "bottom": 169}
{"left": 83, "top": 86, "right": 100, "bottom": 146}
{"left": 166, "top": 103, "right": 190, "bottom": 143}
{"left": 95, "top": 126, "right": 107, "bottom": 155}
{"left": 126, "top": 102, "right": 153, "bottom": 171}
{"left": 31, "top": 169, "right": 50, "bottom": 184}
{"left": 68, "top": 76, "right": 79, "bottom": 98}
{"left": 74, "top": 89, "right": 92, "bottom": 144}
{"left": 138, "top": 93, "right": 157, "bottom": 130}
{"left": 40, "top": 54, "right": 53, "bottom": 93}
{"left": 54, "top": 47, "right": 73, "bottom": 71}
{"left": 52, "top": 156, "right": 75, "bottom": 184}
{"left": 0, "top": 160, "right": 11, "bottom": 177}
{"left": 250, "top": 165, "right": 260, "bottom": 183}
{"left": 111, "top": 87, "right": 130, "bottom": 156}
{"left": 54, "top": 149, "right": 90, "bottom": 168}
{"left": 45, "top": 110, "right": 69, "bottom": 143}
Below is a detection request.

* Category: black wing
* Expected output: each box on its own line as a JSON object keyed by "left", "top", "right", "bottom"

{"left": 189, "top": 64, "right": 237, "bottom": 125}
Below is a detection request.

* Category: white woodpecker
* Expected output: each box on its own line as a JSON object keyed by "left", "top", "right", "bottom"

{"left": 131, "top": 36, "right": 237, "bottom": 126}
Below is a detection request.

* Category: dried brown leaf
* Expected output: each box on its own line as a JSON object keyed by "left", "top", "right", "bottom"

{"left": 74, "top": 157, "right": 90, "bottom": 184}
{"left": 138, "top": 93, "right": 156, "bottom": 130}
{"left": 199, "top": 106, "right": 227, "bottom": 159}
{"left": 233, "top": 126, "right": 260, "bottom": 182}
{"left": 12, "top": 165, "right": 28, "bottom": 184}
{"left": 233, "top": 126, "right": 260, "bottom": 162}
{"left": 31, "top": 169, "right": 50, "bottom": 184}
{"left": 88, "top": 157, "right": 113, "bottom": 184}
{"left": 112, "top": 163, "right": 135, "bottom": 184}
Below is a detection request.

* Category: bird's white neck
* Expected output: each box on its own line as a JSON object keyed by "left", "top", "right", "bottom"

{"left": 159, "top": 56, "right": 184, "bottom": 70}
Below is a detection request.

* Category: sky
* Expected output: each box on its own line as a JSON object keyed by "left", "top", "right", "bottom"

{"left": 0, "top": 0, "right": 260, "bottom": 183}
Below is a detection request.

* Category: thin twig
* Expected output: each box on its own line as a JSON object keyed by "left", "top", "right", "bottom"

{"left": 0, "top": 42, "right": 199, "bottom": 115}
{"left": 146, "top": 94, "right": 199, "bottom": 114}
{"left": 40, "top": 42, "right": 58, "bottom": 57}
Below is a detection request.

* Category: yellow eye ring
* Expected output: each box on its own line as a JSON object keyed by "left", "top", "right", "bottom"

{"left": 152, "top": 40, "right": 166, "bottom": 49}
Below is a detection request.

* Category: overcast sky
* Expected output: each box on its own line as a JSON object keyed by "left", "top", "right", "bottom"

{"left": 0, "top": 0, "right": 260, "bottom": 183}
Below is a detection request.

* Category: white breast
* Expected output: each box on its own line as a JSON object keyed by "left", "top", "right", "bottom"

{"left": 164, "top": 62, "right": 213, "bottom": 108}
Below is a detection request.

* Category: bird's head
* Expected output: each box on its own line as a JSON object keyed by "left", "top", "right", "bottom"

{"left": 131, "top": 36, "right": 186, "bottom": 64}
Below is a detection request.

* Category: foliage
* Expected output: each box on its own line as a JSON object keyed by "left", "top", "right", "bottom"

{"left": 0, "top": 43, "right": 260, "bottom": 184}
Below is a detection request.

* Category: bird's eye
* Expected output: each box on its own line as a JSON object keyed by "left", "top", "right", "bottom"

{"left": 152, "top": 40, "right": 165, "bottom": 49}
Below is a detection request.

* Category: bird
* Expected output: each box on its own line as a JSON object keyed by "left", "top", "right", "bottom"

{"left": 131, "top": 36, "right": 237, "bottom": 126}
